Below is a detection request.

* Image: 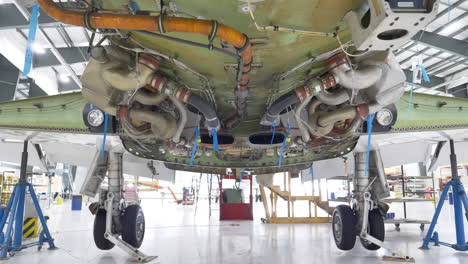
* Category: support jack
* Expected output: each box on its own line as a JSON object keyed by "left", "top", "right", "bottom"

{"left": 421, "top": 140, "right": 468, "bottom": 251}
{"left": 360, "top": 192, "right": 415, "bottom": 262}
{"left": 0, "top": 141, "right": 56, "bottom": 260}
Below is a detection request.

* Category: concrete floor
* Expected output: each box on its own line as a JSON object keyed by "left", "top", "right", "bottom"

{"left": 4, "top": 198, "right": 468, "bottom": 264}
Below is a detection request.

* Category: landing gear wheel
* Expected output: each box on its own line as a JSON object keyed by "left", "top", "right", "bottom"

{"left": 420, "top": 224, "right": 425, "bottom": 231}
{"left": 395, "top": 223, "right": 400, "bottom": 231}
{"left": 360, "top": 209, "right": 385, "bottom": 250}
{"left": 93, "top": 209, "right": 115, "bottom": 250}
{"left": 121, "top": 204, "right": 145, "bottom": 248}
{"left": 332, "top": 205, "right": 357, "bottom": 250}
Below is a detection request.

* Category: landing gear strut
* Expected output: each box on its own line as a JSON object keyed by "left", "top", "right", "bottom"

{"left": 83, "top": 150, "right": 156, "bottom": 262}
{"left": 331, "top": 151, "right": 415, "bottom": 262}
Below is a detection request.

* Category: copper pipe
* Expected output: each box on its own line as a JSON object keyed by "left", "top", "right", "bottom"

{"left": 38, "top": 0, "right": 252, "bottom": 91}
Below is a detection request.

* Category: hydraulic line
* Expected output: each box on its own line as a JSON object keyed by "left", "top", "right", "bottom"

{"left": 135, "top": 30, "right": 241, "bottom": 60}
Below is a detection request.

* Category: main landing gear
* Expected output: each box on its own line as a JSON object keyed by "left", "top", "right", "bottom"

{"left": 82, "top": 150, "right": 155, "bottom": 262}
{"left": 332, "top": 151, "right": 414, "bottom": 262}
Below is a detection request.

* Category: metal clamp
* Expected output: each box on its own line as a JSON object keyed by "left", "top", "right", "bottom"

{"left": 83, "top": 10, "right": 97, "bottom": 32}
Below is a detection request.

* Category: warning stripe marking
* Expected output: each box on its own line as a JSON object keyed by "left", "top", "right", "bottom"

{"left": 23, "top": 217, "right": 37, "bottom": 238}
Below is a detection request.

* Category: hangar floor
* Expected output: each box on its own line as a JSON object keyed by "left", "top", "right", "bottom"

{"left": 4, "top": 199, "right": 468, "bottom": 264}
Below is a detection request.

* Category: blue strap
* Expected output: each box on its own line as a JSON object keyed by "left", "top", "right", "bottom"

{"left": 22, "top": 5, "right": 40, "bottom": 77}
{"left": 100, "top": 112, "right": 109, "bottom": 157}
{"left": 190, "top": 127, "right": 200, "bottom": 166}
{"left": 364, "top": 114, "right": 374, "bottom": 177}
{"left": 129, "top": 0, "right": 140, "bottom": 11}
{"left": 417, "top": 65, "right": 430, "bottom": 83}
{"left": 211, "top": 128, "right": 219, "bottom": 151}
{"left": 270, "top": 122, "right": 276, "bottom": 144}
{"left": 408, "top": 65, "right": 430, "bottom": 120}
{"left": 278, "top": 121, "right": 291, "bottom": 168}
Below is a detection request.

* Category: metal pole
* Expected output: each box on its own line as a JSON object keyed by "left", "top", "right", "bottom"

{"left": 448, "top": 140, "right": 465, "bottom": 247}
{"left": 401, "top": 165, "right": 407, "bottom": 220}
{"left": 13, "top": 141, "right": 28, "bottom": 249}
{"left": 449, "top": 140, "right": 459, "bottom": 179}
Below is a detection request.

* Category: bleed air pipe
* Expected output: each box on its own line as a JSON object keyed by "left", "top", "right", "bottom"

{"left": 37, "top": 0, "right": 252, "bottom": 91}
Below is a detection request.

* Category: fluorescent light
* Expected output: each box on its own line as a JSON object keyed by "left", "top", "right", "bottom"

{"left": 32, "top": 43, "right": 46, "bottom": 54}
{"left": 1, "top": 139, "right": 24, "bottom": 143}
{"left": 59, "top": 74, "right": 70, "bottom": 83}
{"left": 439, "top": 21, "right": 463, "bottom": 36}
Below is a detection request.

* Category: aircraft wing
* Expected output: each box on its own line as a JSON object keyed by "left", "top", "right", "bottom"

{"left": 0, "top": 92, "right": 175, "bottom": 182}
{"left": 0, "top": 91, "right": 467, "bottom": 180}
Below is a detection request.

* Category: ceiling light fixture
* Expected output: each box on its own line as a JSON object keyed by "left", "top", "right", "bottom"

{"left": 59, "top": 74, "right": 70, "bottom": 83}
{"left": 32, "top": 43, "right": 46, "bottom": 54}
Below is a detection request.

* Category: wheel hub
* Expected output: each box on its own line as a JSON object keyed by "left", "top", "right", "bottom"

{"left": 333, "top": 214, "right": 343, "bottom": 242}
{"left": 136, "top": 211, "right": 145, "bottom": 241}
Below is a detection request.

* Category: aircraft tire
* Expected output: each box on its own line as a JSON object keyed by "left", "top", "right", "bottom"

{"left": 360, "top": 209, "right": 385, "bottom": 250}
{"left": 121, "top": 204, "right": 145, "bottom": 248}
{"left": 93, "top": 209, "right": 115, "bottom": 250}
{"left": 332, "top": 205, "right": 357, "bottom": 250}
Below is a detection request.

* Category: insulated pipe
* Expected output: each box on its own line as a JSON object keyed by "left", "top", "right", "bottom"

{"left": 37, "top": 0, "right": 252, "bottom": 90}
{"left": 128, "top": 109, "right": 177, "bottom": 139}
{"left": 261, "top": 75, "right": 335, "bottom": 126}
{"left": 316, "top": 89, "right": 350, "bottom": 106}
{"left": 170, "top": 96, "right": 188, "bottom": 144}
{"left": 317, "top": 107, "right": 357, "bottom": 127}
{"left": 307, "top": 104, "right": 368, "bottom": 137}
{"left": 331, "top": 64, "right": 383, "bottom": 90}
{"left": 146, "top": 73, "right": 220, "bottom": 131}
{"left": 134, "top": 89, "right": 166, "bottom": 106}
{"left": 102, "top": 54, "right": 160, "bottom": 91}
{"left": 294, "top": 96, "right": 313, "bottom": 142}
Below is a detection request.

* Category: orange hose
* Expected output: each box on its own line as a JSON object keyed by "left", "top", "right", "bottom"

{"left": 38, "top": 0, "right": 252, "bottom": 91}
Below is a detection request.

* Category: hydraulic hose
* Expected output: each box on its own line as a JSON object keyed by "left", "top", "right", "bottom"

{"left": 188, "top": 94, "right": 220, "bottom": 130}
{"left": 262, "top": 92, "right": 300, "bottom": 125}
{"left": 260, "top": 76, "right": 335, "bottom": 126}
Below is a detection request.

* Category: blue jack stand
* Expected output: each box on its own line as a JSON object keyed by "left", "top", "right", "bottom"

{"left": 421, "top": 139, "right": 468, "bottom": 251}
{"left": 0, "top": 140, "right": 56, "bottom": 259}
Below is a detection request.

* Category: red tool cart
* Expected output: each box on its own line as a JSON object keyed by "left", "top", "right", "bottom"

{"left": 219, "top": 172, "right": 253, "bottom": 220}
